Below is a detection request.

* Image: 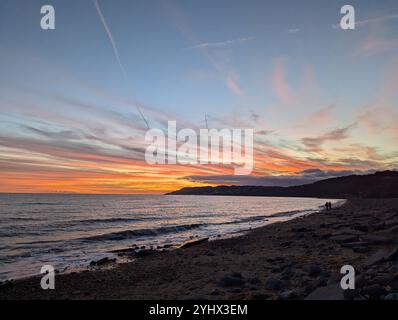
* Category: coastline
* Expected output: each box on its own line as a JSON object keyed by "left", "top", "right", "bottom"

{"left": 0, "top": 196, "right": 342, "bottom": 282}
{"left": 1, "top": 198, "right": 398, "bottom": 300}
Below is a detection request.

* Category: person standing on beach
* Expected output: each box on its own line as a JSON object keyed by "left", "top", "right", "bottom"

{"left": 325, "top": 202, "right": 332, "bottom": 210}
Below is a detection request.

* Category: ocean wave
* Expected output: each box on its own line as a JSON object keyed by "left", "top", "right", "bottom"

{"left": 83, "top": 223, "right": 205, "bottom": 241}
{"left": 267, "top": 209, "right": 316, "bottom": 218}
{"left": 14, "top": 202, "right": 66, "bottom": 206}
{"left": 57, "top": 217, "right": 158, "bottom": 227}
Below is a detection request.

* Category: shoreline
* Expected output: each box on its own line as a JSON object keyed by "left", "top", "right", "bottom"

{"left": 1, "top": 198, "right": 398, "bottom": 300}
{"left": 0, "top": 197, "right": 343, "bottom": 283}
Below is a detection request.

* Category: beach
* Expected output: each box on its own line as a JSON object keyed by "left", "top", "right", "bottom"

{"left": 1, "top": 198, "right": 398, "bottom": 300}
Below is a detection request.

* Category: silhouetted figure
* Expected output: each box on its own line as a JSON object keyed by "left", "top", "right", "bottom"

{"left": 325, "top": 202, "right": 332, "bottom": 210}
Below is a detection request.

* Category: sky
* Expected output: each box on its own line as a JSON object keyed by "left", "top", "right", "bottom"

{"left": 0, "top": 0, "right": 398, "bottom": 194}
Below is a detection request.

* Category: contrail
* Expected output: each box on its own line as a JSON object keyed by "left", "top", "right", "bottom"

{"left": 137, "top": 103, "right": 150, "bottom": 129}
{"left": 92, "top": 0, "right": 150, "bottom": 129}
{"left": 92, "top": 0, "right": 126, "bottom": 78}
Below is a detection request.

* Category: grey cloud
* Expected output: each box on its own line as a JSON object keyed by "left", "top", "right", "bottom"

{"left": 302, "top": 124, "right": 356, "bottom": 152}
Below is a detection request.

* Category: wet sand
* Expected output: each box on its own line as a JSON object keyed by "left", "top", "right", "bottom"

{"left": 1, "top": 198, "right": 398, "bottom": 300}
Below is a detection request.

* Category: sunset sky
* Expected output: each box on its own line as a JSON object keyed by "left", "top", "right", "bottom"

{"left": 1, "top": 0, "right": 398, "bottom": 194}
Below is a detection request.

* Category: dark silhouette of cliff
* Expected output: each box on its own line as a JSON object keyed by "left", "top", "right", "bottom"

{"left": 167, "top": 171, "right": 398, "bottom": 199}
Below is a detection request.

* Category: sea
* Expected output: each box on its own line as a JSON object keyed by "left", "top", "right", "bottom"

{"left": 0, "top": 194, "right": 344, "bottom": 281}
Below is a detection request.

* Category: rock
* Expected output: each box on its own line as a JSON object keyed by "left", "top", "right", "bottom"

{"left": 279, "top": 290, "right": 295, "bottom": 300}
{"left": 384, "top": 293, "right": 398, "bottom": 300}
{"left": 135, "top": 249, "right": 157, "bottom": 257}
{"left": 341, "top": 241, "right": 369, "bottom": 248}
{"left": 305, "top": 283, "right": 344, "bottom": 300}
{"left": 320, "top": 233, "right": 332, "bottom": 240}
{"left": 373, "top": 222, "right": 385, "bottom": 230}
{"left": 292, "top": 233, "right": 304, "bottom": 241}
{"left": 385, "top": 247, "right": 398, "bottom": 261}
{"left": 353, "top": 224, "right": 368, "bottom": 232}
{"left": 329, "top": 235, "right": 358, "bottom": 243}
{"left": 343, "top": 289, "right": 357, "bottom": 300}
{"left": 110, "top": 247, "right": 134, "bottom": 255}
{"left": 210, "top": 289, "right": 220, "bottom": 296}
{"left": 372, "top": 274, "right": 395, "bottom": 286}
{"left": 319, "top": 270, "right": 331, "bottom": 280}
{"left": 271, "top": 266, "right": 282, "bottom": 273}
{"left": 363, "top": 250, "right": 389, "bottom": 267}
{"left": 265, "top": 278, "right": 283, "bottom": 291}
{"left": 250, "top": 293, "right": 270, "bottom": 300}
{"left": 355, "top": 274, "right": 366, "bottom": 288}
{"left": 231, "top": 272, "right": 242, "bottom": 278}
{"left": 385, "top": 225, "right": 398, "bottom": 234}
{"left": 362, "top": 284, "right": 385, "bottom": 298}
{"left": 291, "top": 226, "right": 311, "bottom": 233}
{"left": 280, "top": 241, "right": 291, "bottom": 248}
{"left": 247, "top": 277, "right": 261, "bottom": 285}
{"left": 218, "top": 275, "right": 245, "bottom": 287}
{"left": 0, "top": 280, "right": 13, "bottom": 289}
{"left": 363, "top": 235, "right": 390, "bottom": 245}
{"left": 179, "top": 237, "right": 209, "bottom": 248}
{"left": 366, "top": 268, "right": 376, "bottom": 276}
{"left": 280, "top": 270, "right": 293, "bottom": 280}
{"left": 90, "top": 257, "right": 116, "bottom": 266}
{"left": 353, "top": 247, "right": 370, "bottom": 253}
{"left": 385, "top": 219, "right": 398, "bottom": 228}
{"left": 307, "top": 265, "right": 322, "bottom": 277}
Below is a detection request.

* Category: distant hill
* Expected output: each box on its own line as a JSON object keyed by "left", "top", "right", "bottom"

{"left": 167, "top": 171, "right": 398, "bottom": 199}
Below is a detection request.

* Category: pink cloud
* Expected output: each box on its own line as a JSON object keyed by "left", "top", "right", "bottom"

{"left": 308, "top": 105, "right": 335, "bottom": 125}
{"left": 225, "top": 71, "right": 244, "bottom": 97}
{"left": 272, "top": 58, "right": 295, "bottom": 104}
{"left": 356, "top": 33, "right": 398, "bottom": 57}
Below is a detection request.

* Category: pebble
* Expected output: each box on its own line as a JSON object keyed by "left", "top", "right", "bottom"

{"left": 218, "top": 275, "right": 245, "bottom": 287}
{"left": 279, "top": 290, "right": 295, "bottom": 300}
{"left": 247, "top": 277, "right": 261, "bottom": 284}
{"left": 371, "top": 274, "right": 395, "bottom": 286}
{"left": 361, "top": 284, "right": 385, "bottom": 298}
{"left": 329, "top": 235, "right": 358, "bottom": 243}
{"left": 265, "top": 278, "right": 283, "bottom": 291}
{"left": 307, "top": 265, "right": 322, "bottom": 277}
{"left": 384, "top": 293, "right": 398, "bottom": 300}
{"left": 89, "top": 257, "right": 116, "bottom": 266}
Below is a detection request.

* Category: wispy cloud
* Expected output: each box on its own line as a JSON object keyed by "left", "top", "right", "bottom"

{"left": 333, "top": 13, "right": 398, "bottom": 29}
{"left": 191, "top": 36, "right": 255, "bottom": 49}
{"left": 356, "top": 35, "right": 398, "bottom": 57}
{"left": 160, "top": 1, "right": 249, "bottom": 97}
{"left": 302, "top": 124, "right": 356, "bottom": 152}
{"left": 308, "top": 105, "right": 335, "bottom": 125}
{"left": 288, "top": 28, "right": 300, "bottom": 34}
{"left": 225, "top": 70, "right": 244, "bottom": 97}
{"left": 272, "top": 58, "right": 295, "bottom": 104}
